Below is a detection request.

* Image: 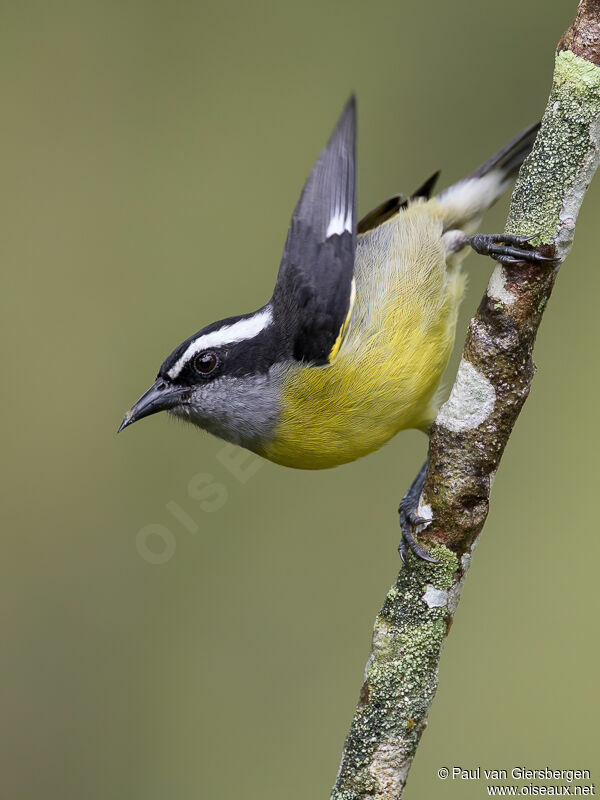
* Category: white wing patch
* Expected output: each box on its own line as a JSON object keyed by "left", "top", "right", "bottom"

{"left": 326, "top": 180, "right": 353, "bottom": 240}
{"left": 326, "top": 210, "right": 352, "bottom": 238}
{"left": 167, "top": 307, "right": 273, "bottom": 379}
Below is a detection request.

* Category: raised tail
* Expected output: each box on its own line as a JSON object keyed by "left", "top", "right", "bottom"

{"left": 436, "top": 122, "right": 540, "bottom": 233}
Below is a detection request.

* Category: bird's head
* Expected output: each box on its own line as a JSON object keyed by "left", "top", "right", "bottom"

{"left": 119, "top": 305, "right": 286, "bottom": 449}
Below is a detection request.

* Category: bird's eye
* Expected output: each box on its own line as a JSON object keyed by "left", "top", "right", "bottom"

{"left": 194, "top": 352, "right": 218, "bottom": 375}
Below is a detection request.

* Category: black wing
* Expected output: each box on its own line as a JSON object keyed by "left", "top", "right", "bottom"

{"left": 272, "top": 97, "right": 357, "bottom": 364}
{"left": 357, "top": 194, "right": 404, "bottom": 234}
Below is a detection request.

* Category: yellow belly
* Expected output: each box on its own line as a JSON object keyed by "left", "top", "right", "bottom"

{"left": 262, "top": 201, "right": 466, "bottom": 469}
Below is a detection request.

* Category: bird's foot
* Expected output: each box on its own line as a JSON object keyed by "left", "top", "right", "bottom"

{"left": 398, "top": 461, "right": 438, "bottom": 564}
{"left": 469, "top": 233, "right": 556, "bottom": 267}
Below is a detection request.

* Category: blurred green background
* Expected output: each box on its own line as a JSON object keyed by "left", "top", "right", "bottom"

{"left": 2, "top": 1, "right": 598, "bottom": 798}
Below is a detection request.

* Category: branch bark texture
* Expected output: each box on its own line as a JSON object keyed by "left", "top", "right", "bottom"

{"left": 331, "top": 7, "right": 600, "bottom": 799}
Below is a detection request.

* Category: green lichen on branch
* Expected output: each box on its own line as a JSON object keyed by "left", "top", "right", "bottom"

{"left": 332, "top": 546, "right": 458, "bottom": 800}
{"left": 506, "top": 50, "right": 600, "bottom": 250}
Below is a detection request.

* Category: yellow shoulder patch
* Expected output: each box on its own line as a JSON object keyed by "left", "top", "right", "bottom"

{"left": 328, "top": 278, "right": 356, "bottom": 362}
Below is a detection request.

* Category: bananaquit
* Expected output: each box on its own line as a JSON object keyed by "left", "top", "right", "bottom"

{"left": 119, "top": 97, "right": 550, "bottom": 560}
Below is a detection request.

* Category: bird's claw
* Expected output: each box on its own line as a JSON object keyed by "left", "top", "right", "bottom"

{"left": 469, "top": 233, "right": 556, "bottom": 267}
{"left": 398, "top": 510, "right": 437, "bottom": 564}
{"left": 405, "top": 508, "right": 429, "bottom": 528}
{"left": 398, "top": 461, "right": 438, "bottom": 565}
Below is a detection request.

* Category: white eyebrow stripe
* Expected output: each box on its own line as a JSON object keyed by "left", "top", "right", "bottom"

{"left": 167, "top": 307, "right": 273, "bottom": 379}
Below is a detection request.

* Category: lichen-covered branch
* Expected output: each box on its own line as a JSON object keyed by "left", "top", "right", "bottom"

{"left": 331, "top": 6, "right": 600, "bottom": 799}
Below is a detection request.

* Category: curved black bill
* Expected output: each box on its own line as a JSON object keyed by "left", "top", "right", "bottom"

{"left": 118, "top": 378, "right": 186, "bottom": 433}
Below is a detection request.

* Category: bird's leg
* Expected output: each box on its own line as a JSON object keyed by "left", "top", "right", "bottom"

{"left": 468, "top": 233, "right": 556, "bottom": 267}
{"left": 398, "top": 461, "right": 437, "bottom": 564}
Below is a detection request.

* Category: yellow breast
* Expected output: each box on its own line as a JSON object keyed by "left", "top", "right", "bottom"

{"left": 262, "top": 201, "right": 466, "bottom": 469}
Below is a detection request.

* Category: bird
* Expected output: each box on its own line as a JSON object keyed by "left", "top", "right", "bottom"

{"left": 119, "top": 96, "right": 549, "bottom": 561}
